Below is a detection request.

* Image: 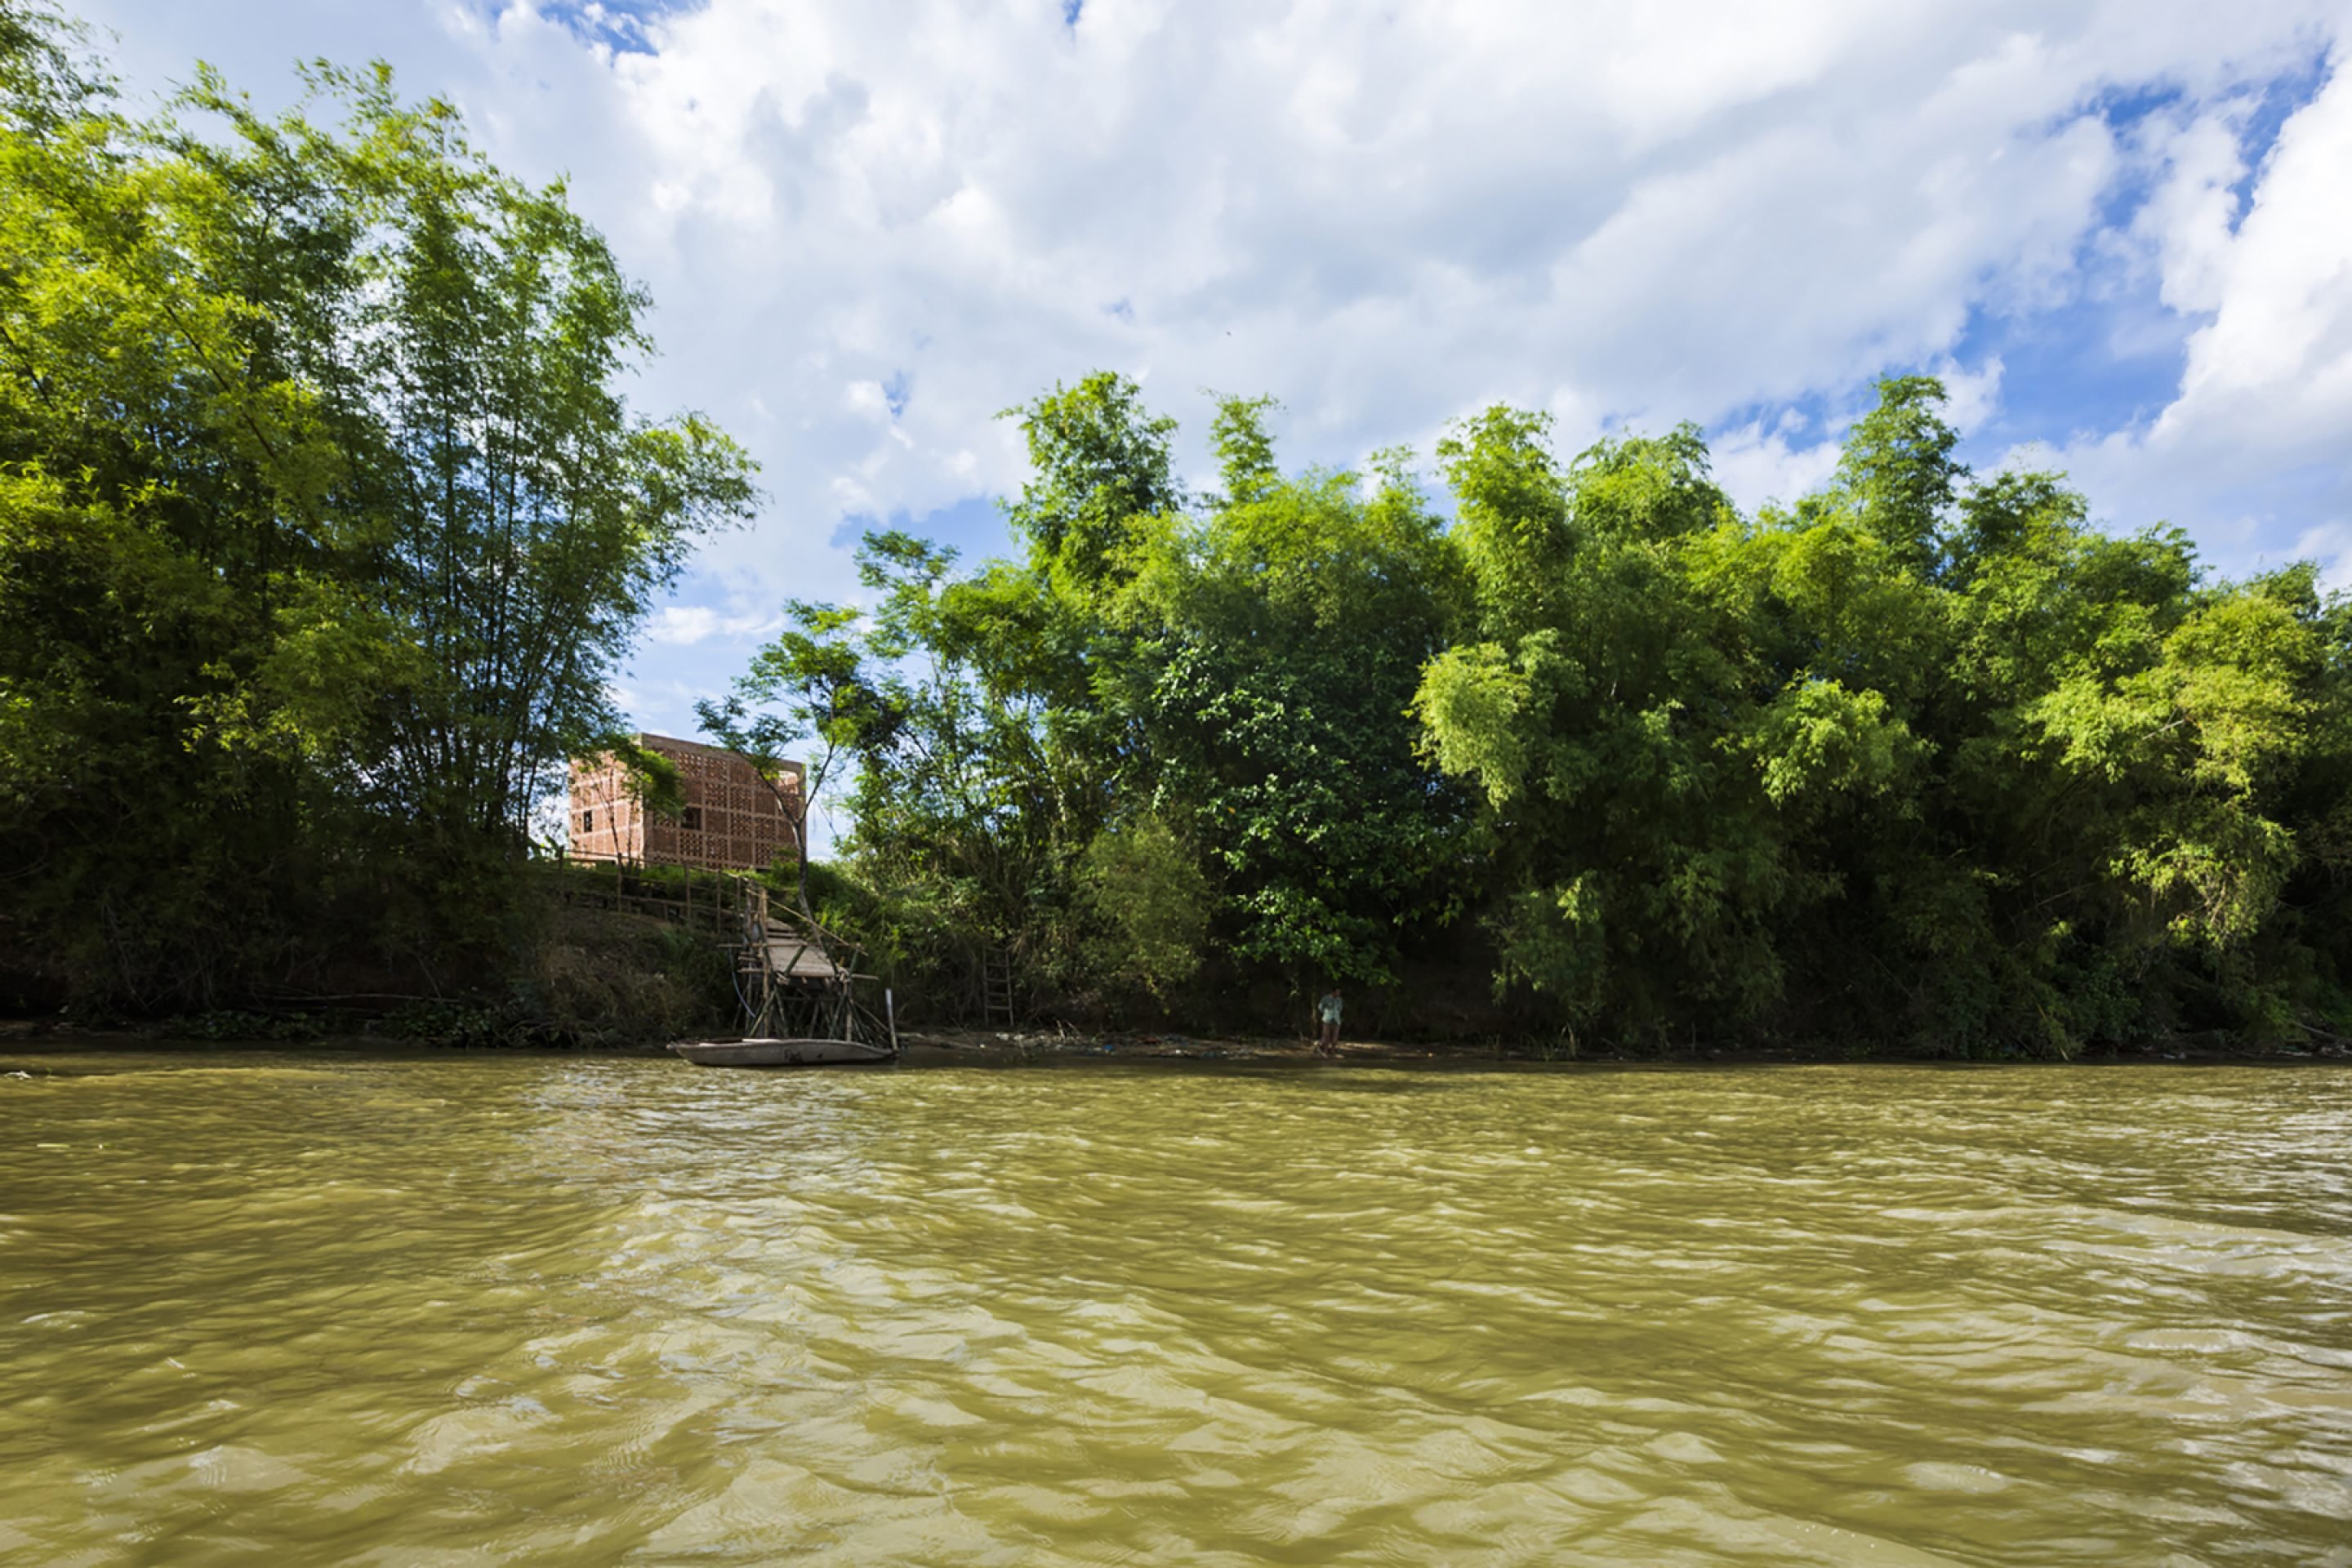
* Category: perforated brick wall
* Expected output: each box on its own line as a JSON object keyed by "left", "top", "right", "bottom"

{"left": 568, "top": 734, "right": 804, "bottom": 872}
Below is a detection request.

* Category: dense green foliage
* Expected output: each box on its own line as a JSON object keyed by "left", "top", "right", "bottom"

{"left": 713, "top": 376, "right": 1468, "bottom": 1022}
{"left": 1414, "top": 386, "right": 2351, "bottom": 1053}
{"left": 7, "top": 11, "right": 2344, "bottom": 1054}
{"left": 0, "top": 10, "right": 753, "bottom": 1012}
{"left": 727, "top": 372, "right": 2352, "bottom": 1054}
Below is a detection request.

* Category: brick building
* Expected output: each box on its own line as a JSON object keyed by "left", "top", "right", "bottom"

{"left": 568, "top": 733, "right": 804, "bottom": 872}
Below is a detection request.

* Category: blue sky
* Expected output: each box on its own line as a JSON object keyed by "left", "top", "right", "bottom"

{"left": 77, "top": 1, "right": 2352, "bottom": 803}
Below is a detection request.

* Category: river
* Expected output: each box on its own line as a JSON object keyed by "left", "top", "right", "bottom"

{"left": 2, "top": 1053, "right": 2348, "bottom": 1565}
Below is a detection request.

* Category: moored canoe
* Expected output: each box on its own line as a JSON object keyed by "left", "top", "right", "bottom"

{"left": 669, "top": 1037, "right": 896, "bottom": 1067}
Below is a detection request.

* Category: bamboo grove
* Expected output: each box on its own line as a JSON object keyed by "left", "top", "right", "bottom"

{"left": 740, "top": 372, "right": 2352, "bottom": 1056}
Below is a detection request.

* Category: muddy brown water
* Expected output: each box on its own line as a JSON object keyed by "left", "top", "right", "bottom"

{"left": 2, "top": 1052, "right": 2349, "bottom": 1564}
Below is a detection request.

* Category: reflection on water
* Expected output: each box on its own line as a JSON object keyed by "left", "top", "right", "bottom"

{"left": 3, "top": 1054, "right": 2350, "bottom": 1565}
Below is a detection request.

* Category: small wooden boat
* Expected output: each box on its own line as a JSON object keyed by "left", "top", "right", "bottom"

{"left": 669, "top": 1036, "right": 896, "bottom": 1068}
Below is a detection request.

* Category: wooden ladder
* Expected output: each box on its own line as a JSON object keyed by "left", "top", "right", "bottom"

{"left": 982, "top": 946, "right": 1017, "bottom": 1029}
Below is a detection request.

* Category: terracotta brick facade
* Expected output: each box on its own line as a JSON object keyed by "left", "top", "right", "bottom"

{"left": 568, "top": 733, "right": 804, "bottom": 872}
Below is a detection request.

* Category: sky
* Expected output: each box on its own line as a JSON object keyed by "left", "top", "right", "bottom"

{"left": 74, "top": 0, "right": 2352, "bottom": 772}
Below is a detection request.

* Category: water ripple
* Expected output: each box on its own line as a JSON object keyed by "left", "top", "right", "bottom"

{"left": 3, "top": 1056, "right": 2350, "bottom": 1564}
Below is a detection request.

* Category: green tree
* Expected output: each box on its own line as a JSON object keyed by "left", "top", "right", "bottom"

{"left": 1077, "top": 813, "right": 1211, "bottom": 999}
{"left": 1128, "top": 398, "right": 1465, "bottom": 984}
{"left": 1415, "top": 414, "right": 1793, "bottom": 1036}
{"left": 1833, "top": 373, "right": 1967, "bottom": 574}
{"left": 0, "top": 16, "right": 753, "bottom": 1009}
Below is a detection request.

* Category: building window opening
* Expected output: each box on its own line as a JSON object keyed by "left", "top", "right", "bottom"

{"left": 681, "top": 806, "right": 703, "bottom": 830}
{"left": 581, "top": 810, "right": 594, "bottom": 832}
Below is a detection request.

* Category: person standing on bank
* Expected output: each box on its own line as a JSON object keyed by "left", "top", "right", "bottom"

{"left": 1316, "top": 988, "right": 1343, "bottom": 1057}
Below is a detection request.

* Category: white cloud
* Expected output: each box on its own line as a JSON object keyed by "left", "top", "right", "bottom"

{"left": 1710, "top": 413, "right": 1845, "bottom": 517}
{"left": 645, "top": 605, "right": 781, "bottom": 647}
{"left": 74, "top": 0, "right": 2352, "bottom": 735}
{"left": 2132, "top": 109, "right": 2252, "bottom": 315}
{"left": 1936, "top": 355, "right": 2006, "bottom": 434}
{"left": 2039, "top": 47, "right": 2352, "bottom": 573}
{"left": 644, "top": 605, "right": 721, "bottom": 646}
{"left": 2291, "top": 522, "right": 2352, "bottom": 591}
{"left": 2157, "top": 56, "right": 2352, "bottom": 457}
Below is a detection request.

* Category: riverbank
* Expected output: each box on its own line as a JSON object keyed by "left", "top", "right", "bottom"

{"left": 898, "top": 1024, "right": 2351, "bottom": 1067}
{"left": 11, "top": 1015, "right": 2345, "bottom": 1067}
